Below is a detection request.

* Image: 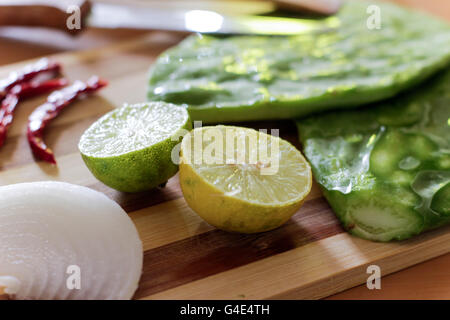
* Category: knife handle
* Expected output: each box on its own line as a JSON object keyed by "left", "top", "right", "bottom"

{"left": 0, "top": 0, "right": 91, "bottom": 35}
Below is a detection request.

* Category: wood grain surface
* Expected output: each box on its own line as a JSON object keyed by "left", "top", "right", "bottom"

{"left": 0, "top": 0, "right": 449, "bottom": 300}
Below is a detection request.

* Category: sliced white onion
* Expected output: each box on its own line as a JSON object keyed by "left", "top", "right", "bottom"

{"left": 0, "top": 181, "right": 143, "bottom": 300}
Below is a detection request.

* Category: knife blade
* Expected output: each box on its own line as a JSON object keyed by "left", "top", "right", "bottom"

{"left": 89, "top": 3, "right": 340, "bottom": 35}
{"left": 0, "top": 0, "right": 340, "bottom": 36}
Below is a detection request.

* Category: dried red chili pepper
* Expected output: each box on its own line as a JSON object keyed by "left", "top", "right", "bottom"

{"left": 0, "top": 59, "right": 61, "bottom": 100}
{"left": 27, "top": 76, "right": 108, "bottom": 164}
{"left": 0, "top": 79, "right": 69, "bottom": 148}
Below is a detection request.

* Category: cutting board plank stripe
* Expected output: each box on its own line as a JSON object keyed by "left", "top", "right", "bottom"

{"left": 119, "top": 184, "right": 325, "bottom": 252}
{"left": 145, "top": 226, "right": 450, "bottom": 300}
{"left": 133, "top": 197, "right": 343, "bottom": 299}
{"left": 89, "top": 178, "right": 183, "bottom": 213}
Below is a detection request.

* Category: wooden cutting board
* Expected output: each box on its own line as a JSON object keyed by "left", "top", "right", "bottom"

{"left": 0, "top": 31, "right": 450, "bottom": 300}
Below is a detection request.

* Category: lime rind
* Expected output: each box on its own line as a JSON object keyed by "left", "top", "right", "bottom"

{"left": 79, "top": 102, "right": 191, "bottom": 193}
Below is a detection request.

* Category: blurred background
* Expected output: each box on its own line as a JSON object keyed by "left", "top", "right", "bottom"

{"left": 0, "top": 0, "right": 448, "bottom": 65}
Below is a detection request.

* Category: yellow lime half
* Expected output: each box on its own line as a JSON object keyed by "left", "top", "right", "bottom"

{"left": 179, "top": 125, "right": 312, "bottom": 233}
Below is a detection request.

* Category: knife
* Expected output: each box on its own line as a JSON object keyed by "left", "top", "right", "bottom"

{"left": 0, "top": 0, "right": 341, "bottom": 36}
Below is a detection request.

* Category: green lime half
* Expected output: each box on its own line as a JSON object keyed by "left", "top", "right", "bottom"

{"left": 79, "top": 102, "right": 192, "bottom": 192}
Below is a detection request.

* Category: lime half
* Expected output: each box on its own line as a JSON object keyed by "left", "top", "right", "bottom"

{"left": 79, "top": 102, "right": 191, "bottom": 192}
{"left": 179, "top": 125, "right": 312, "bottom": 233}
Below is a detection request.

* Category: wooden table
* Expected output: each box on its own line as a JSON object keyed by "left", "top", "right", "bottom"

{"left": 0, "top": 0, "right": 448, "bottom": 300}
